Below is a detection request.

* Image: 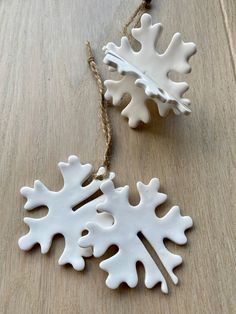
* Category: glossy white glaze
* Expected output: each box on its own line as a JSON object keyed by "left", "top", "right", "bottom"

{"left": 18, "top": 155, "right": 114, "bottom": 270}
{"left": 79, "top": 179, "right": 193, "bottom": 293}
{"left": 104, "top": 13, "right": 196, "bottom": 127}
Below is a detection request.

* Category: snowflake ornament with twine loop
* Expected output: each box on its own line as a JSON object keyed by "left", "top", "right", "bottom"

{"left": 103, "top": 13, "right": 197, "bottom": 128}
{"left": 18, "top": 155, "right": 115, "bottom": 270}
{"left": 79, "top": 179, "right": 193, "bottom": 293}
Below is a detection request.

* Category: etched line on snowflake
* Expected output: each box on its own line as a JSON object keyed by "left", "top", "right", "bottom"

{"left": 18, "top": 155, "right": 115, "bottom": 271}
{"left": 71, "top": 190, "right": 101, "bottom": 211}
{"left": 136, "top": 231, "right": 173, "bottom": 285}
{"left": 103, "top": 13, "right": 197, "bottom": 127}
{"left": 79, "top": 179, "right": 193, "bottom": 293}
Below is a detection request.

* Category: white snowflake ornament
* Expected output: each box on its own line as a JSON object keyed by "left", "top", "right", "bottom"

{"left": 79, "top": 179, "right": 193, "bottom": 293}
{"left": 103, "top": 13, "right": 197, "bottom": 128}
{"left": 18, "top": 155, "right": 114, "bottom": 270}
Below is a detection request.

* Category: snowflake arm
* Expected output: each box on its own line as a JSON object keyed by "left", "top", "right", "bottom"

{"left": 21, "top": 180, "right": 51, "bottom": 210}
{"left": 132, "top": 15, "right": 163, "bottom": 55}
{"left": 142, "top": 206, "right": 193, "bottom": 284}
{"left": 20, "top": 216, "right": 54, "bottom": 254}
{"left": 79, "top": 179, "right": 193, "bottom": 292}
{"left": 19, "top": 155, "right": 115, "bottom": 270}
{"left": 158, "top": 205, "right": 193, "bottom": 245}
{"left": 105, "top": 76, "right": 150, "bottom": 128}
{"left": 162, "top": 32, "right": 196, "bottom": 74}
{"left": 58, "top": 155, "right": 92, "bottom": 186}
{"left": 21, "top": 156, "right": 112, "bottom": 210}
{"left": 105, "top": 75, "right": 176, "bottom": 127}
{"left": 137, "top": 178, "right": 167, "bottom": 208}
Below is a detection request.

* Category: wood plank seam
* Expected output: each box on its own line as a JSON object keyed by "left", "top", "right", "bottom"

{"left": 219, "top": 0, "right": 236, "bottom": 80}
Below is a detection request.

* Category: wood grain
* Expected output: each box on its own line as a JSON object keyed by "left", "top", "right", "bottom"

{"left": 0, "top": 1, "right": 235, "bottom": 313}
{"left": 219, "top": 0, "right": 236, "bottom": 78}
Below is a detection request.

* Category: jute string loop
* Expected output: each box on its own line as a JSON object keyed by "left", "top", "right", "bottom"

{"left": 86, "top": 0, "right": 151, "bottom": 180}
{"left": 86, "top": 41, "right": 112, "bottom": 180}
{"left": 123, "top": 0, "right": 151, "bottom": 40}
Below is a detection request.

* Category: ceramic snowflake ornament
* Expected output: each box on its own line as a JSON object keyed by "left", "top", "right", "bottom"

{"left": 18, "top": 155, "right": 115, "bottom": 270}
{"left": 103, "top": 13, "right": 197, "bottom": 127}
{"left": 79, "top": 179, "right": 193, "bottom": 293}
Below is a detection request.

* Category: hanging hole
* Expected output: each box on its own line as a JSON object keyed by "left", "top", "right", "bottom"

{"left": 81, "top": 229, "right": 89, "bottom": 236}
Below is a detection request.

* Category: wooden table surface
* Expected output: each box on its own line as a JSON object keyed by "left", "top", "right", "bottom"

{"left": 0, "top": 1, "right": 235, "bottom": 313}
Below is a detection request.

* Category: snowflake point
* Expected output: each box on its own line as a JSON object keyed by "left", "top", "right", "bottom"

{"left": 185, "top": 215, "right": 193, "bottom": 230}
{"left": 104, "top": 275, "right": 117, "bottom": 289}
{"left": 59, "top": 155, "right": 75, "bottom": 168}
{"left": 100, "top": 180, "right": 115, "bottom": 194}
{"left": 149, "top": 177, "right": 160, "bottom": 188}
{"left": 93, "top": 248, "right": 103, "bottom": 258}
{"left": 23, "top": 216, "right": 31, "bottom": 224}
{"left": 68, "top": 155, "right": 79, "bottom": 163}
{"left": 172, "top": 274, "right": 179, "bottom": 285}
{"left": 58, "top": 255, "right": 86, "bottom": 271}
{"left": 18, "top": 236, "right": 28, "bottom": 251}
{"left": 40, "top": 243, "right": 50, "bottom": 254}
{"left": 140, "top": 12, "right": 152, "bottom": 25}
{"left": 120, "top": 185, "right": 130, "bottom": 197}
{"left": 161, "top": 283, "right": 169, "bottom": 294}
{"left": 127, "top": 276, "right": 138, "bottom": 288}
{"left": 20, "top": 186, "right": 27, "bottom": 196}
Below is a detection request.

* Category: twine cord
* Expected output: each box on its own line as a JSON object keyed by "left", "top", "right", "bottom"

{"left": 86, "top": 1, "right": 151, "bottom": 180}
{"left": 123, "top": 0, "right": 151, "bottom": 40}
{"left": 86, "top": 41, "right": 112, "bottom": 180}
